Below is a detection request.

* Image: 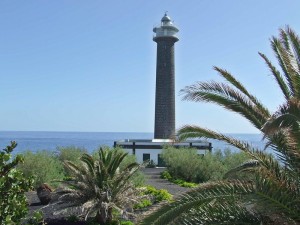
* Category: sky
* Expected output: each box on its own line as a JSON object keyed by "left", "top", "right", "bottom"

{"left": 1, "top": 0, "right": 300, "bottom": 134}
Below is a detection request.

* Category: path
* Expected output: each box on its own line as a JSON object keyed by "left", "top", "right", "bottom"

{"left": 142, "top": 167, "right": 188, "bottom": 196}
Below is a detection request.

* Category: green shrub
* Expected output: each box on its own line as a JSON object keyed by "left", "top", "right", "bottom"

{"left": 0, "top": 142, "right": 34, "bottom": 224}
{"left": 160, "top": 170, "right": 172, "bottom": 180}
{"left": 27, "top": 210, "right": 45, "bottom": 225}
{"left": 161, "top": 147, "right": 203, "bottom": 182}
{"left": 133, "top": 199, "right": 152, "bottom": 209}
{"left": 144, "top": 185, "right": 172, "bottom": 203}
{"left": 56, "top": 146, "right": 87, "bottom": 164}
{"left": 145, "top": 160, "right": 156, "bottom": 168}
{"left": 18, "top": 150, "right": 64, "bottom": 187}
{"left": 120, "top": 221, "right": 134, "bottom": 225}
{"left": 161, "top": 147, "right": 250, "bottom": 183}
{"left": 154, "top": 189, "right": 172, "bottom": 202}
{"left": 173, "top": 179, "right": 198, "bottom": 188}
{"left": 161, "top": 171, "right": 197, "bottom": 187}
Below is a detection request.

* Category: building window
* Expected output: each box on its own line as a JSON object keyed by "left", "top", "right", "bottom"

{"left": 143, "top": 153, "right": 150, "bottom": 162}
{"left": 157, "top": 154, "right": 166, "bottom": 167}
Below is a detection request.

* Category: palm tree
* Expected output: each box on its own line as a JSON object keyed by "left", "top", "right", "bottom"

{"left": 141, "top": 27, "right": 300, "bottom": 224}
{"left": 58, "top": 148, "right": 140, "bottom": 225}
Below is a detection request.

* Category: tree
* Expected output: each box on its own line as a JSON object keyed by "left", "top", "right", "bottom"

{"left": 141, "top": 27, "right": 300, "bottom": 224}
{"left": 58, "top": 147, "right": 140, "bottom": 225}
{"left": 0, "top": 141, "right": 34, "bottom": 224}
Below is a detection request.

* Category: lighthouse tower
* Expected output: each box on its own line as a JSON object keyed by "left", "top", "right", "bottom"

{"left": 153, "top": 13, "right": 179, "bottom": 139}
{"left": 113, "top": 14, "right": 211, "bottom": 166}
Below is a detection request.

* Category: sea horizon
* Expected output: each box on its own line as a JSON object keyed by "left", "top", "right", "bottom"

{"left": 0, "top": 130, "right": 267, "bottom": 155}
{"left": 0, "top": 130, "right": 261, "bottom": 135}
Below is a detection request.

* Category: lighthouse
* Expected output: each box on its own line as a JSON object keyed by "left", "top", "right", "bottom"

{"left": 153, "top": 13, "right": 179, "bottom": 139}
{"left": 114, "top": 13, "right": 211, "bottom": 166}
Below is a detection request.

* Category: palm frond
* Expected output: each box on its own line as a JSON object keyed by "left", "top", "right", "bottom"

{"left": 259, "top": 52, "right": 291, "bottom": 99}
{"left": 255, "top": 171, "right": 300, "bottom": 221}
{"left": 181, "top": 81, "right": 269, "bottom": 129}
{"left": 224, "top": 160, "right": 259, "bottom": 179}
{"left": 179, "top": 200, "right": 261, "bottom": 225}
{"left": 140, "top": 181, "right": 256, "bottom": 225}
{"left": 271, "top": 36, "right": 300, "bottom": 98}
{"left": 285, "top": 26, "right": 300, "bottom": 67}
{"left": 214, "top": 66, "right": 270, "bottom": 117}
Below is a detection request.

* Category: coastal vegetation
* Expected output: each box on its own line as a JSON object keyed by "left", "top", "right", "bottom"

{"left": 161, "top": 147, "right": 249, "bottom": 183}
{"left": 141, "top": 27, "right": 300, "bottom": 224}
{"left": 18, "top": 150, "right": 65, "bottom": 187}
{"left": 0, "top": 142, "right": 33, "bottom": 224}
{"left": 17, "top": 146, "right": 144, "bottom": 188}
{"left": 57, "top": 148, "right": 141, "bottom": 225}
{"left": 134, "top": 185, "right": 172, "bottom": 210}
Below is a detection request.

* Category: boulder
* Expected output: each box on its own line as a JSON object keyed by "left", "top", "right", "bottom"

{"left": 37, "top": 183, "right": 53, "bottom": 205}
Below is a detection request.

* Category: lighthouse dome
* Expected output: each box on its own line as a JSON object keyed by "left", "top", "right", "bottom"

{"left": 161, "top": 14, "right": 171, "bottom": 22}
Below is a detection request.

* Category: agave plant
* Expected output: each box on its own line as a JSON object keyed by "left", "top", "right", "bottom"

{"left": 141, "top": 27, "right": 300, "bottom": 224}
{"left": 58, "top": 148, "right": 140, "bottom": 225}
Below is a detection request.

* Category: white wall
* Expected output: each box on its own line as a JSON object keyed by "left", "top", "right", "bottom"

{"left": 135, "top": 149, "right": 162, "bottom": 164}
{"left": 124, "top": 148, "right": 210, "bottom": 164}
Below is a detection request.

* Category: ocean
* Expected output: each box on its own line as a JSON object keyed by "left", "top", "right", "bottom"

{"left": 0, "top": 131, "right": 269, "bottom": 155}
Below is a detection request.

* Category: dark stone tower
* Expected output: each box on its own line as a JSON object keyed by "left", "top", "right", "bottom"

{"left": 153, "top": 13, "right": 179, "bottom": 139}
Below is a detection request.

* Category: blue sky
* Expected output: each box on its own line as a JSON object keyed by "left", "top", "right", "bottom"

{"left": 1, "top": 0, "right": 300, "bottom": 133}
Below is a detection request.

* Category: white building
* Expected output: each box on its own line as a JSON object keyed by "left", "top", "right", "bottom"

{"left": 114, "top": 139, "right": 212, "bottom": 166}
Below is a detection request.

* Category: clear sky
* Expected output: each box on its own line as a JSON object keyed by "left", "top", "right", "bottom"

{"left": 1, "top": 0, "right": 300, "bottom": 134}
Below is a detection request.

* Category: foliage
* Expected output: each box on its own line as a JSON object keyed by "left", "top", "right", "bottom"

{"left": 0, "top": 142, "right": 34, "bottom": 224}
{"left": 145, "top": 160, "right": 156, "bottom": 168}
{"left": 18, "top": 150, "right": 64, "bottom": 187}
{"left": 134, "top": 186, "right": 172, "bottom": 210}
{"left": 119, "top": 150, "right": 145, "bottom": 187}
{"left": 133, "top": 199, "right": 152, "bottom": 209}
{"left": 58, "top": 147, "right": 140, "bottom": 225}
{"left": 67, "top": 214, "right": 80, "bottom": 222}
{"left": 120, "top": 221, "right": 134, "bottom": 225}
{"left": 27, "top": 210, "right": 45, "bottom": 225}
{"left": 93, "top": 147, "right": 145, "bottom": 187}
{"left": 142, "top": 27, "right": 300, "bottom": 224}
{"left": 161, "top": 171, "right": 198, "bottom": 187}
{"left": 173, "top": 179, "right": 198, "bottom": 188}
{"left": 161, "top": 147, "right": 249, "bottom": 183}
{"left": 160, "top": 170, "right": 172, "bottom": 180}
{"left": 143, "top": 185, "right": 172, "bottom": 203}
{"left": 56, "top": 146, "right": 87, "bottom": 165}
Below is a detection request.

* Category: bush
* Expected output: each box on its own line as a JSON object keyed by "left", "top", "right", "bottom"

{"left": 0, "top": 142, "right": 34, "bottom": 224}
{"left": 56, "top": 146, "right": 87, "bottom": 164}
{"left": 56, "top": 146, "right": 87, "bottom": 177}
{"left": 120, "top": 221, "right": 135, "bottom": 225}
{"left": 18, "top": 150, "right": 64, "bottom": 187}
{"left": 173, "top": 179, "right": 198, "bottom": 188}
{"left": 144, "top": 185, "right": 172, "bottom": 203}
{"left": 145, "top": 160, "right": 156, "bottom": 168}
{"left": 161, "top": 147, "right": 250, "bottom": 183}
{"left": 133, "top": 199, "right": 152, "bottom": 209}
{"left": 161, "top": 171, "right": 197, "bottom": 187}
{"left": 27, "top": 210, "right": 45, "bottom": 225}
{"left": 161, "top": 147, "right": 204, "bottom": 182}
{"left": 160, "top": 170, "right": 172, "bottom": 180}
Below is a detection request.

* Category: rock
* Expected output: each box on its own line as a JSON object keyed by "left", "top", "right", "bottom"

{"left": 37, "top": 183, "right": 53, "bottom": 205}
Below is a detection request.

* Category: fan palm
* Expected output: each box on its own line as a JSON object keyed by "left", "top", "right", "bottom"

{"left": 141, "top": 27, "right": 300, "bottom": 224}
{"left": 58, "top": 148, "right": 140, "bottom": 225}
